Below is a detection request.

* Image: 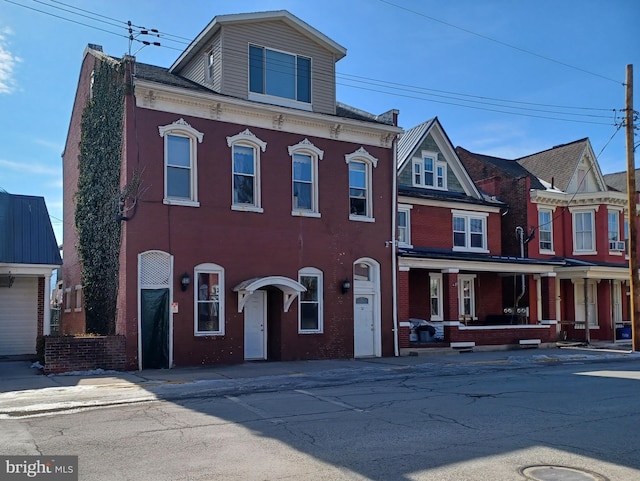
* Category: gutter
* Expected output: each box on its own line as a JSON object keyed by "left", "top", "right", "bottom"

{"left": 392, "top": 135, "right": 399, "bottom": 357}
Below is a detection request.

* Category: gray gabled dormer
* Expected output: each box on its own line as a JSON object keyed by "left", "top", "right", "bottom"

{"left": 169, "top": 10, "right": 346, "bottom": 115}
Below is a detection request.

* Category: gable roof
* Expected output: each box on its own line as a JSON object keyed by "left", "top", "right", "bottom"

{"left": 170, "top": 10, "right": 347, "bottom": 74}
{"left": 516, "top": 138, "right": 606, "bottom": 192}
{"left": 397, "top": 117, "right": 482, "bottom": 199}
{"left": 456, "top": 147, "right": 545, "bottom": 190}
{"left": 0, "top": 192, "right": 62, "bottom": 266}
{"left": 603, "top": 169, "right": 640, "bottom": 193}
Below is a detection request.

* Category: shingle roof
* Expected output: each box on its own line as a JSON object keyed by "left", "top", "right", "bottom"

{"left": 603, "top": 169, "right": 640, "bottom": 193}
{"left": 132, "top": 63, "right": 392, "bottom": 125}
{"left": 516, "top": 138, "right": 589, "bottom": 191}
{"left": 398, "top": 186, "right": 504, "bottom": 207}
{"left": 0, "top": 192, "right": 62, "bottom": 266}
{"left": 456, "top": 147, "right": 545, "bottom": 190}
{"left": 398, "top": 247, "right": 564, "bottom": 266}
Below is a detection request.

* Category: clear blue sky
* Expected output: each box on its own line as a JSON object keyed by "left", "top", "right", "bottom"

{"left": 1, "top": 0, "right": 638, "bottom": 244}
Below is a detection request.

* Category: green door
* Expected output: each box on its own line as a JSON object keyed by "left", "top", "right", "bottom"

{"left": 141, "top": 288, "right": 169, "bottom": 369}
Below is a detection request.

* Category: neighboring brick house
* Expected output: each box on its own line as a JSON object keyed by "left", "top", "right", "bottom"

{"left": 62, "top": 11, "right": 401, "bottom": 369}
{"left": 0, "top": 191, "right": 62, "bottom": 356}
{"left": 396, "top": 119, "right": 559, "bottom": 350}
{"left": 459, "top": 139, "right": 631, "bottom": 342}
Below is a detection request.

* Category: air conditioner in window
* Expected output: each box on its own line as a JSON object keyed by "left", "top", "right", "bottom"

{"left": 609, "top": 241, "right": 626, "bottom": 251}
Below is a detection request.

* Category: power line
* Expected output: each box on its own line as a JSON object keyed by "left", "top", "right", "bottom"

{"left": 377, "top": 0, "right": 622, "bottom": 86}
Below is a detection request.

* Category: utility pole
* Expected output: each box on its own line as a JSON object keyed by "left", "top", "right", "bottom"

{"left": 624, "top": 64, "right": 639, "bottom": 352}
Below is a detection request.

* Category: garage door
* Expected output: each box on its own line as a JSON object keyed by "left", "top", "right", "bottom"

{"left": 0, "top": 277, "right": 38, "bottom": 356}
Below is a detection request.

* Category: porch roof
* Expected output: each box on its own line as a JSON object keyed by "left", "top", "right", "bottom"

{"left": 233, "top": 276, "right": 306, "bottom": 313}
{"left": 398, "top": 247, "right": 563, "bottom": 274}
{"left": 555, "top": 257, "right": 630, "bottom": 280}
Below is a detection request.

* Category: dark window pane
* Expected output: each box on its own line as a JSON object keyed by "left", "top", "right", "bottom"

{"left": 297, "top": 56, "right": 311, "bottom": 103}
{"left": 301, "top": 303, "right": 318, "bottom": 330}
{"left": 454, "top": 231, "right": 466, "bottom": 247}
{"left": 294, "top": 182, "right": 312, "bottom": 210}
{"left": 249, "top": 46, "right": 264, "bottom": 94}
{"left": 167, "top": 135, "right": 190, "bottom": 167}
{"left": 167, "top": 166, "right": 190, "bottom": 198}
{"left": 233, "top": 175, "right": 254, "bottom": 204}
{"left": 265, "top": 49, "right": 295, "bottom": 99}
{"left": 350, "top": 197, "right": 366, "bottom": 216}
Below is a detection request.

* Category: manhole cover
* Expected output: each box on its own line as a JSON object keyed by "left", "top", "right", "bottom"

{"left": 520, "top": 465, "right": 609, "bottom": 481}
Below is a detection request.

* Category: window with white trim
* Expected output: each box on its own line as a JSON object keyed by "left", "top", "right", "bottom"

{"left": 458, "top": 275, "right": 476, "bottom": 318}
{"left": 608, "top": 210, "right": 623, "bottom": 251}
{"left": 205, "top": 48, "right": 214, "bottom": 82}
{"left": 249, "top": 45, "right": 311, "bottom": 107}
{"left": 74, "top": 285, "right": 83, "bottom": 312}
{"left": 538, "top": 208, "right": 554, "bottom": 252}
{"left": 429, "top": 273, "right": 442, "bottom": 321}
{"left": 227, "top": 129, "right": 267, "bottom": 212}
{"left": 573, "top": 210, "right": 595, "bottom": 253}
{"left": 412, "top": 151, "right": 447, "bottom": 190}
{"left": 194, "top": 263, "right": 225, "bottom": 335}
{"left": 289, "top": 139, "right": 323, "bottom": 216}
{"left": 158, "top": 119, "right": 204, "bottom": 206}
{"left": 346, "top": 147, "right": 378, "bottom": 221}
{"left": 298, "top": 268, "right": 323, "bottom": 332}
{"left": 452, "top": 211, "right": 488, "bottom": 252}
{"left": 397, "top": 205, "right": 412, "bottom": 246}
{"left": 64, "top": 287, "right": 72, "bottom": 313}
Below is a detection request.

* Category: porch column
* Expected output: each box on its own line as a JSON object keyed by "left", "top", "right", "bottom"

{"left": 43, "top": 273, "right": 52, "bottom": 336}
{"left": 540, "top": 272, "right": 557, "bottom": 322}
{"left": 442, "top": 268, "right": 459, "bottom": 321}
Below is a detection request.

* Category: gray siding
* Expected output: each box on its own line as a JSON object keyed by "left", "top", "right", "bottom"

{"left": 398, "top": 133, "right": 464, "bottom": 194}
{"left": 179, "top": 32, "right": 222, "bottom": 91}
{"left": 220, "top": 20, "right": 336, "bottom": 114}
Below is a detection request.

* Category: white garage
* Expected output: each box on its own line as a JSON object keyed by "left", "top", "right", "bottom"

{"left": 0, "top": 277, "right": 38, "bottom": 355}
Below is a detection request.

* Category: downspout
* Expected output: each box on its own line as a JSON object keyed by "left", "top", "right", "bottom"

{"left": 515, "top": 226, "right": 526, "bottom": 307}
{"left": 391, "top": 134, "right": 399, "bottom": 357}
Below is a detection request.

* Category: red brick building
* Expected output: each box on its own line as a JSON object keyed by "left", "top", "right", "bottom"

{"left": 396, "top": 119, "right": 559, "bottom": 350}
{"left": 458, "top": 139, "right": 632, "bottom": 343}
{"left": 62, "top": 11, "right": 401, "bottom": 369}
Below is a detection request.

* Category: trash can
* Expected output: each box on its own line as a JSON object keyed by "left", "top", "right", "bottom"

{"left": 417, "top": 325, "right": 436, "bottom": 343}
{"left": 616, "top": 327, "right": 631, "bottom": 340}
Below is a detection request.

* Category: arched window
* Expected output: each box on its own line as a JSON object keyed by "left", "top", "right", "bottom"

{"left": 289, "top": 139, "right": 323, "bottom": 217}
{"left": 345, "top": 147, "right": 378, "bottom": 221}
{"left": 227, "top": 129, "right": 267, "bottom": 213}
{"left": 298, "top": 267, "right": 323, "bottom": 333}
{"left": 194, "top": 263, "right": 225, "bottom": 336}
{"left": 158, "top": 119, "right": 204, "bottom": 206}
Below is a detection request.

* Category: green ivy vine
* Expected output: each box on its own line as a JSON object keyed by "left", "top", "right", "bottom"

{"left": 75, "top": 59, "right": 125, "bottom": 335}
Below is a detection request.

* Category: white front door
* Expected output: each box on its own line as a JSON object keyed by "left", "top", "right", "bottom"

{"left": 354, "top": 295, "right": 375, "bottom": 357}
{"left": 575, "top": 280, "right": 597, "bottom": 327}
{"left": 244, "top": 291, "right": 266, "bottom": 360}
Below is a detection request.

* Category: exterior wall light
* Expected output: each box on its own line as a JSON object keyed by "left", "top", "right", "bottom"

{"left": 180, "top": 272, "right": 191, "bottom": 291}
{"left": 341, "top": 278, "right": 351, "bottom": 294}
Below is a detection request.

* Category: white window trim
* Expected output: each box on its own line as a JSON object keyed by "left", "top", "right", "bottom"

{"left": 204, "top": 48, "right": 214, "bottom": 83}
{"left": 159, "top": 118, "right": 204, "bottom": 207}
{"left": 346, "top": 147, "right": 378, "bottom": 222}
{"left": 451, "top": 210, "right": 489, "bottom": 253}
{"left": 429, "top": 273, "right": 443, "bottom": 321}
{"left": 227, "top": 129, "right": 267, "bottom": 213}
{"left": 608, "top": 208, "right": 624, "bottom": 255}
{"left": 571, "top": 208, "right": 596, "bottom": 255}
{"left": 194, "top": 263, "right": 225, "bottom": 336}
{"left": 74, "top": 285, "right": 82, "bottom": 312}
{"left": 411, "top": 150, "right": 447, "bottom": 190}
{"left": 298, "top": 267, "right": 323, "bottom": 333}
{"left": 64, "top": 287, "right": 72, "bottom": 313}
{"left": 458, "top": 274, "right": 477, "bottom": 320}
{"left": 289, "top": 139, "right": 323, "bottom": 217}
{"left": 537, "top": 206, "right": 555, "bottom": 254}
{"left": 398, "top": 204, "right": 413, "bottom": 248}
{"left": 248, "top": 44, "right": 313, "bottom": 110}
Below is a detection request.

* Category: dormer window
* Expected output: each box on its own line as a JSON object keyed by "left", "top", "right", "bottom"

{"left": 205, "top": 49, "right": 214, "bottom": 82}
{"left": 412, "top": 151, "right": 447, "bottom": 190}
{"left": 249, "top": 45, "right": 311, "bottom": 107}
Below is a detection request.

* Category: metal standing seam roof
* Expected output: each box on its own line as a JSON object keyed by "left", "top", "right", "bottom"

{"left": 0, "top": 192, "right": 62, "bottom": 266}
{"left": 396, "top": 118, "right": 436, "bottom": 167}
{"left": 516, "top": 138, "right": 589, "bottom": 191}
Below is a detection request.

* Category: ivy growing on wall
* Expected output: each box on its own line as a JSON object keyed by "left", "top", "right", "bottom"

{"left": 75, "top": 59, "right": 125, "bottom": 335}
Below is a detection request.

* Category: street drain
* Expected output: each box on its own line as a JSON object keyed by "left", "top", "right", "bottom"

{"left": 520, "top": 465, "right": 609, "bottom": 481}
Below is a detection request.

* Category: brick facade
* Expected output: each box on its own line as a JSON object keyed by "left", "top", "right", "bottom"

{"left": 43, "top": 336, "right": 126, "bottom": 374}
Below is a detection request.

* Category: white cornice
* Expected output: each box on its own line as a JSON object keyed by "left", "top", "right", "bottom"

{"left": 134, "top": 79, "right": 401, "bottom": 148}
{"left": 397, "top": 195, "right": 502, "bottom": 213}
{"left": 530, "top": 189, "right": 628, "bottom": 208}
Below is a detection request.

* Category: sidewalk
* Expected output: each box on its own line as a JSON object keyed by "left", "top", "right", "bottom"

{"left": 1, "top": 340, "right": 635, "bottom": 393}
